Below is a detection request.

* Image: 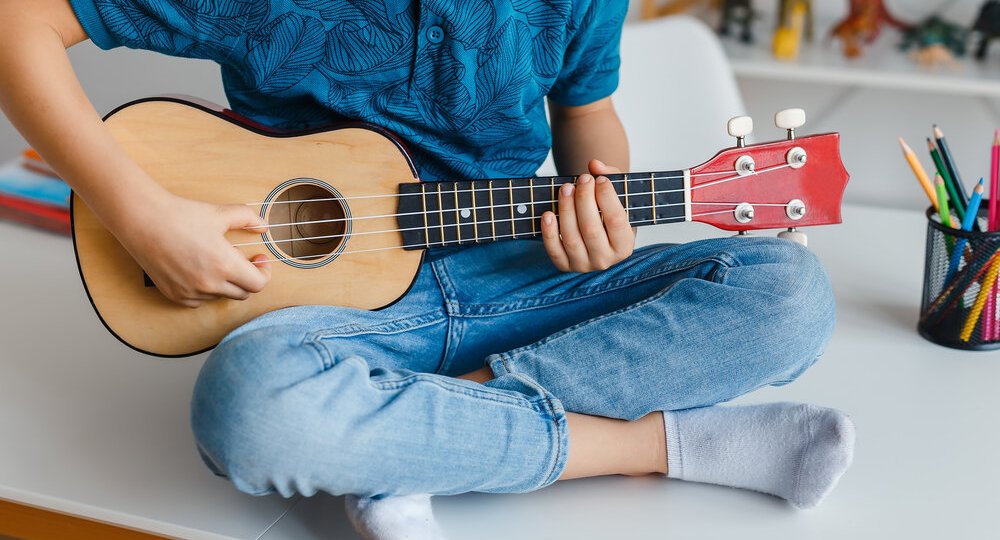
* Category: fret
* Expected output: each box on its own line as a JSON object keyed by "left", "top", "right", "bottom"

{"left": 490, "top": 179, "right": 513, "bottom": 240}
{"left": 508, "top": 179, "right": 517, "bottom": 239}
{"left": 420, "top": 183, "right": 430, "bottom": 248}
{"left": 624, "top": 173, "right": 630, "bottom": 217}
{"left": 437, "top": 182, "right": 446, "bottom": 246}
{"left": 651, "top": 172, "right": 657, "bottom": 224}
{"left": 529, "top": 177, "right": 536, "bottom": 235}
{"left": 509, "top": 178, "right": 533, "bottom": 238}
{"left": 453, "top": 183, "right": 461, "bottom": 244}
{"left": 471, "top": 180, "right": 480, "bottom": 242}
{"left": 550, "top": 177, "right": 556, "bottom": 215}
{"left": 488, "top": 180, "right": 496, "bottom": 241}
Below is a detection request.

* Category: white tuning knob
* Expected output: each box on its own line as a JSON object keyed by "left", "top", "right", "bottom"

{"left": 775, "top": 108, "right": 806, "bottom": 139}
{"left": 777, "top": 227, "right": 808, "bottom": 247}
{"left": 727, "top": 116, "right": 753, "bottom": 147}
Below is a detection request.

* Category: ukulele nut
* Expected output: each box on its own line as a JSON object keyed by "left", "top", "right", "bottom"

{"left": 786, "top": 147, "right": 807, "bottom": 169}
{"left": 786, "top": 199, "right": 806, "bottom": 220}
{"left": 735, "top": 155, "right": 756, "bottom": 176}
{"left": 734, "top": 202, "right": 755, "bottom": 224}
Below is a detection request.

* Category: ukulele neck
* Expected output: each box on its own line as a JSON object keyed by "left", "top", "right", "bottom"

{"left": 396, "top": 171, "right": 689, "bottom": 249}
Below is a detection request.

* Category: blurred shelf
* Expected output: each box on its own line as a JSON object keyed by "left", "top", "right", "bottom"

{"left": 718, "top": 24, "right": 1000, "bottom": 98}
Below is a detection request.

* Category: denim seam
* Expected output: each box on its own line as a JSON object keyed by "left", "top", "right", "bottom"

{"left": 455, "top": 255, "right": 736, "bottom": 317}
{"left": 370, "top": 372, "right": 555, "bottom": 409}
{"left": 309, "top": 312, "right": 445, "bottom": 340}
{"left": 496, "top": 263, "right": 720, "bottom": 359}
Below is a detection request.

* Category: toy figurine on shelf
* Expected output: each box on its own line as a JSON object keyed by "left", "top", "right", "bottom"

{"left": 777, "top": 0, "right": 813, "bottom": 41}
{"left": 773, "top": 0, "right": 810, "bottom": 60}
{"left": 831, "top": 0, "right": 910, "bottom": 58}
{"left": 972, "top": 0, "right": 1000, "bottom": 60}
{"left": 899, "top": 15, "right": 968, "bottom": 68}
{"left": 718, "top": 0, "right": 755, "bottom": 43}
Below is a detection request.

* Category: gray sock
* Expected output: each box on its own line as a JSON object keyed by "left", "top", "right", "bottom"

{"left": 662, "top": 402, "right": 855, "bottom": 509}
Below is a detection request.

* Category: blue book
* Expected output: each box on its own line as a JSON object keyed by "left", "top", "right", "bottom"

{"left": 0, "top": 158, "right": 70, "bottom": 209}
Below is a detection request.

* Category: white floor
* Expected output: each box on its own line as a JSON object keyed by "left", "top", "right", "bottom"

{"left": 2, "top": 204, "right": 999, "bottom": 539}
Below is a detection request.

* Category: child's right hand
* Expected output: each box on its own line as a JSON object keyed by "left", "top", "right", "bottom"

{"left": 114, "top": 191, "right": 272, "bottom": 308}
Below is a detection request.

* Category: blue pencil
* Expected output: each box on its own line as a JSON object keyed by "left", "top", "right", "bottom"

{"left": 946, "top": 179, "right": 985, "bottom": 282}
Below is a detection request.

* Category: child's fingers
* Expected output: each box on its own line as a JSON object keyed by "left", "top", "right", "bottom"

{"left": 588, "top": 159, "right": 621, "bottom": 177}
{"left": 595, "top": 176, "right": 634, "bottom": 257}
{"left": 541, "top": 212, "right": 570, "bottom": 271}
{"left": 574, "top": 174, "right": 613, "bottom": 265}
{"left": 557, "top": 182, "right": 589, "bottom": 268}
{"left": 227, "top": 251, "right": 271, "bottom": 294}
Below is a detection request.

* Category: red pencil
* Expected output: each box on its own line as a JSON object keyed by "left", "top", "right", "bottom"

{"left": 991, "top": 129, "right": 999, "bottom": 231}
{"left": 989, "top": 130, "right": 999, "bottom": 340}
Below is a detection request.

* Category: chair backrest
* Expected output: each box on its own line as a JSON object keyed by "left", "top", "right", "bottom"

{"left": 535, "top": 15, "right": 745, "bottom": 175}
{"left": 615, "top": 15, "right": 746, "bottom": 171}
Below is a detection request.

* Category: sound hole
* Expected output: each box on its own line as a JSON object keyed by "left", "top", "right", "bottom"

{"left": 265, "top": 182, "right": 346, "bottom": 265}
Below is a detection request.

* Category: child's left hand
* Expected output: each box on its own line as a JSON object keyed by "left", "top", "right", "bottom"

{"left": 541, "top": 159, "right": 635, "bottom": 272}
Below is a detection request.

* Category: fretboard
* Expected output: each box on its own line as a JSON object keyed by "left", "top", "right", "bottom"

{"left": 396, "top": 172, "right": 687, "bottom": 249}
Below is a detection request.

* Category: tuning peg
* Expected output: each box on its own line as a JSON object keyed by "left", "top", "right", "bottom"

{"left": 727, "top": 116, "right": 753, "bottom": 148}
{"left": 775, "top": 108, "right": 806, "bottom": 140}
{"left": 777, "top": 227, "right": 808, "bottom": 246}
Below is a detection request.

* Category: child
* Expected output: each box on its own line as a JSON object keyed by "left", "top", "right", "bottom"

{"left": 0, "top": 1, "right": 854, "bottom": 538}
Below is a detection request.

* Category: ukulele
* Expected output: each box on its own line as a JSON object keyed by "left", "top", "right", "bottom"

{"left": 72, "top": 97, "right": 849, "bottom": 357}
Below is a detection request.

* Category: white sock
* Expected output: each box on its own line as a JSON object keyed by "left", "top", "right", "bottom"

{"left": 345, "top": 494, "right": 447, "bottom": 540}
{"left": 662, "top": 402, "right": 855, "bottom": 509}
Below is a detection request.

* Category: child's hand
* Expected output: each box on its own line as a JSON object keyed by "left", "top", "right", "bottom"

{"left": 116, "top": 192, "right": 272, "bottom": 308}
{"left": 541, "top": 159, "right": 635, "bottom": 272}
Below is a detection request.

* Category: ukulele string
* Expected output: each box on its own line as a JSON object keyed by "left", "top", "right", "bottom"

{"left": 250, "top": 205, "right": 763, "bottom": 264}
{"left": 234, "top": 201, "right": 798, "bottom": 249}
{"left": 248, "top": 163, "right": 794, "bottom": 232}
{"left": 242, "top": 168, "right": 747, "bottom": 208}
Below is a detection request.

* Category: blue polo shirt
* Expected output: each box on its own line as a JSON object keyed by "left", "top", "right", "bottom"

{"left": 68, "top": 0, "right": 628, "bottom": 181}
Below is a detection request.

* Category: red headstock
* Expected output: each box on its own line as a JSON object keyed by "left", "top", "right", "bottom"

{"left": 688, "top": 132, "right": 849, "bottom": 232}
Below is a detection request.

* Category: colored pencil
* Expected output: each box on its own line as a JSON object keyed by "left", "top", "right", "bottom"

{"left": 934, "top": 126, "right": 976, "bottom": 232}
{"left": 935, "top": 174, "right": 953, "bottom": 228}
{"left": 961, "top": 252, "right": 1000, "bottom": 341}
{"left": 928, "top": 138, "right": 966, "bottom": 224}
{"left": 899, "top": 137, "right": 938, "bottom": 210}
{"left": 946, "top": 180, "right": 984, "bottom": 281}
{"left": 990, "top": 129, "right": 999, "bottom": 232}
{"left": 988, "top": 131, "right": 999, "bottom": 340}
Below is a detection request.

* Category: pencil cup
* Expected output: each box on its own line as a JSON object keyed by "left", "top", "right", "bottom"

{"left": 919, "top": 203, "right": 1000, "bottom": 351}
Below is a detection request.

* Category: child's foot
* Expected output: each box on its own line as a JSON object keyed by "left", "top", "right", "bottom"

{"left": 345, "top": 493, "right": 447, "bottom": 540}
{"left": 662, "top": 402, "right": 855, "bottom": 509}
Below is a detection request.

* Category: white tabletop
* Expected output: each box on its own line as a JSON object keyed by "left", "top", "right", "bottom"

{"left": 2, "top": 203, "right": 999, "bottom": 539}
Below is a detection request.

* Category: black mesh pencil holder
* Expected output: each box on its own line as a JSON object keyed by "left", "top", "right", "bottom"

{"left": 919, "top": 203, "right": 1000, "bottom": 351}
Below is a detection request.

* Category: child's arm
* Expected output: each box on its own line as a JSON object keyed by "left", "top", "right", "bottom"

{"left": 0, "top": 0, "right": 270, "bottom": 307}
{"left": 543, "top": 96, "right": 634, "bottom": 272}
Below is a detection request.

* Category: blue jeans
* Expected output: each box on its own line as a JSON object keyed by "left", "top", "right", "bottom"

{"left": 191, "top": 237, "right": 834, "bottom": 498}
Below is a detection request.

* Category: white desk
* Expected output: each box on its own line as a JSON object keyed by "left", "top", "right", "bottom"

{"left": 2, "top": 204, "right": 999, "bottom": 539}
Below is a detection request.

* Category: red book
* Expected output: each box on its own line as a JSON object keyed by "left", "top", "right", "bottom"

{"left": 0, "top": 192, "right": 71, "bottom": 235}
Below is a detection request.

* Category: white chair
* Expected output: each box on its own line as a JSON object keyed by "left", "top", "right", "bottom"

{"left": 615, "top": 15, "right": 746, "bottom": 171}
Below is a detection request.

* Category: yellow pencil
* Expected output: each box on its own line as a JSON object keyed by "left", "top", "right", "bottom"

{"left": 899, "top": 137, "right": 939, "bottom": 210}
{"left": 960, "top": 253, "right": 1000, "bottom": 342}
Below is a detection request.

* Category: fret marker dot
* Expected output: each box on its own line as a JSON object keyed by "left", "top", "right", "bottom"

{"left": 516, "top": 204, "right": 528, "bottom": 215}
{"left": 461, "top": 209, "right": 471, "bottom": 219}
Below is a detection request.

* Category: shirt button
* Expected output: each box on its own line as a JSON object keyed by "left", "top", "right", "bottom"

{"left": 427, "top": 25, "right": 444, "bottom": 44}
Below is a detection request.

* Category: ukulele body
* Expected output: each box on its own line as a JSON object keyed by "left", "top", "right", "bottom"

{"left": 72, "top": 97, "right": 425, "bottom": 357}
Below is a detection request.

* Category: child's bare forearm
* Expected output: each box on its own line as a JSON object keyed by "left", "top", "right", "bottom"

{"left": 549, "top": 97, "right": 629, "bottom": 175}
{"left": 0, "top": 1, "right": 165, "bottom": 230}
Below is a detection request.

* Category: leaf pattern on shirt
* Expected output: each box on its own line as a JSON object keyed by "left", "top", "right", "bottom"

{"left": 87, "top": 0, "right": 626, "bottom": 181}
{"left": 245, "top": 13, "right": 325, "bottom": 93}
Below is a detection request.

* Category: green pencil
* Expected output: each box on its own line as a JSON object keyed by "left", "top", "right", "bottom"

{"left": 934, "top": 125, "right": 980, "bottom": 232}
{"left": 935, "top": 174, "right": 953, "bottom": 228}
{"left": 928, "top": 138, "right": 966, "bottom": 223}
